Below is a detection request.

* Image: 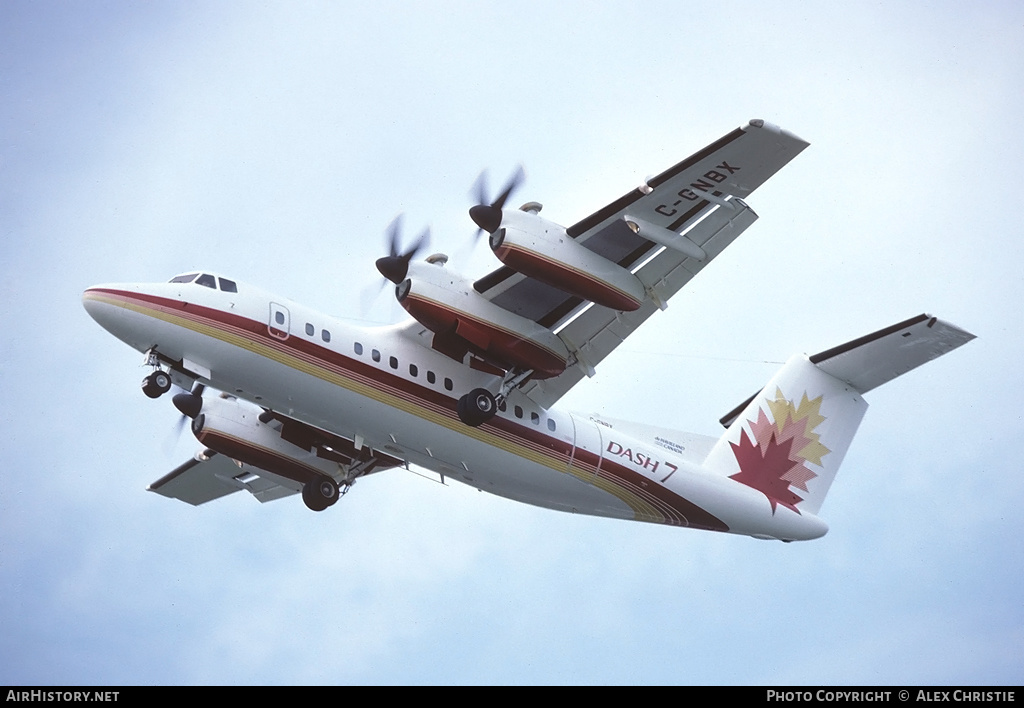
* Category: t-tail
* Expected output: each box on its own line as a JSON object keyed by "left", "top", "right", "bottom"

{"left": 703, "top": 314, "right": 974, "bottom": 517}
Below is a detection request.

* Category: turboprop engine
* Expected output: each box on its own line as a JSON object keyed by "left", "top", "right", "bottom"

{"left": 173, "top": 390, "right": 345, "bottom": 510}
{"left": 486, "top": 207, "right": 647, "bottom": 312}
{"left": 394, "top": 257, "right": 570, "bottom": 378}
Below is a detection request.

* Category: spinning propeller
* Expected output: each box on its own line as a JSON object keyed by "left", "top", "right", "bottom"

{"left": 469, "top": 165, "right": 525, "bottom": 237}
{"left": 374, "top": 215, "right": 431, "bottom": 285}
{"left": 163, "top": 382, "right": 205, "bottom": 455}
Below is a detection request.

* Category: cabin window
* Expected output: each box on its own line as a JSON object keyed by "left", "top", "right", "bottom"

{"left": 305, "top": 323, "right": 314, "bottom": 336}
{"left": 275, "top": 311, "right": 285, "bottom": 325}
{"left": 219, "top": 278, "right": 237, "bottom": 293}
{"left": 196, "top": 273, "right": 216, "bottom": 289}
{"left": 372, "top": 349, "right": 381, "bottom": 363}
{"left": 547, "top": 418, "right": 556, "bottom": 432}
{"left": 531, "top": 411, "right": 540, "bottom": 425}
{"left": 354, "top": 342, "right": 363, "bottom": 355}
{"left": 427, "top": 371, "right": 436, "bottom": 384}
{"left": 499, "top": 400, "right": 507, "bottom": 412}
{"left": 389, "top": 356, "right": 398, "bottom": 370}
{"left": 169, "top": 273, "right": 198, "bottom": 283}
{"left": 514, "top": 405, "right": 523, "bottom": 419}
{"left": 444, "top": 378, "right": 453, "bottom": 391}
{"left": 322, "top": 330, "right": 331, "bottom": 343}
{"left": 409, "top": 364, "right": 418, "bottom": 377}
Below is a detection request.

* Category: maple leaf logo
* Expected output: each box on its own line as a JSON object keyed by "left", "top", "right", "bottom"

{"left": 729, "top": 388, "right": 830, "bottom": 514}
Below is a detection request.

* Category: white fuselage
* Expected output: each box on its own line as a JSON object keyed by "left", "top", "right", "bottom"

{"left": 82, "top": 276, "right": 829, "bottom": 541}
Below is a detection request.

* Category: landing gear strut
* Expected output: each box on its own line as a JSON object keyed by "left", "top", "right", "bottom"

{"left": 142, "top": 370, "right": 172, "bottom": 399}
{"left": 299, "top": 451, "right": 376, "bottom": 512}
{"left": 141, "top": 348, "right": 174, "bottom": 399}
{"left": 302, "top": 475, "right": 341, "bottom": 512}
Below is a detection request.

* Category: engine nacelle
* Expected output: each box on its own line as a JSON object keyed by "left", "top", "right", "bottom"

{"left": 190, "top": 395, "right": 340, "bottom": 485}
{"left": 488, "top": 209, "right": 646, "bottom": 312}
{"left": 397, "top": 259, "right": 569, "bottom": 378}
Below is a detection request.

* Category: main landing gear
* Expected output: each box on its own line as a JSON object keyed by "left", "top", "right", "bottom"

{"left": 457, "top": 388, "right": 497, "bottom": 427}
{"left": 301, "top": 453, "right": 373, "bottom": 511}
{"left": 456, "top": 368, "right": 533, "bottom": 427}
{"left": 301, "top": 475, "right": 341, "bottom": 512}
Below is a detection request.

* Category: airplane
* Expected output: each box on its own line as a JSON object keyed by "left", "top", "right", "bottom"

{"left": 82, "top": 119, "right": 974, "bottom": 542}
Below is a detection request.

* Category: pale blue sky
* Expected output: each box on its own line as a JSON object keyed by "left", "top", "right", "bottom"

{"left": 2, "top": 1, "right": 1022, "bottom": 685}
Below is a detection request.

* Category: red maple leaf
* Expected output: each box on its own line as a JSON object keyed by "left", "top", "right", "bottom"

{"left": 729, "top": 428, "right": 804, "bottom": 514}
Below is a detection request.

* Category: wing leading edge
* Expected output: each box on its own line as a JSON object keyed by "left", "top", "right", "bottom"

{"left": 474, "top": 120, "right": 809, "bottom": 408}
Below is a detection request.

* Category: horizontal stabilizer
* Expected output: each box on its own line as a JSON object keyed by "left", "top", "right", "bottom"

{"left": 707, "top": 313, "right": 973, "bottom": 516}
{"left": 809, "top": 314, "right": 975, "bottom": 394}
{"left": 148, "top": 450, "right": 298, "bottom": 506}
{"left": 720, "top": 314, "right": 974, "bottom": 428}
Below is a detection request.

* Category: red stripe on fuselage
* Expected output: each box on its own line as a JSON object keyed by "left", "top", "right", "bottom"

{"left": 90, "top": 287, "right": 727, "bottom": 530}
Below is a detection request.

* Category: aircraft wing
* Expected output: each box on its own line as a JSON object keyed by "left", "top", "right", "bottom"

{"left": 473, "top": 120, "right": 809, "bottom": 409}
{"left": 147, "top": 404, "right": 404, "bottom": 507}
{"left": 148, "top": 450, "right": 300, "bottom": 506}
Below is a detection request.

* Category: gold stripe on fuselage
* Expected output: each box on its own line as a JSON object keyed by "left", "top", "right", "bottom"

{"left": 98, "top": 290, "right": 673, "bottom": 523}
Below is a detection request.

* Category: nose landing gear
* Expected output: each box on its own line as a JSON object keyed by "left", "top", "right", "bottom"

{"left": 142, "top": 370, "right": 172, "bottom": 399}
{"left": 140, "top": 348, "right": 178, "bottom": 399}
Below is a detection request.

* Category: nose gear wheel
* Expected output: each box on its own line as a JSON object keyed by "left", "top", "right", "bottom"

{"left": 142, "top": 370, "right": 172, "bottom": 399}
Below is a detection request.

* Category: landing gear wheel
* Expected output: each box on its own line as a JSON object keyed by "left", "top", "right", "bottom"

{"left": 457, "top": 388, "right": 497, "bottom": 427}
{"left": 142, "top": 370, "right": 172, "bottom": 399}
{"left": 302, "top": 476, "right": 340, "bottom": 512}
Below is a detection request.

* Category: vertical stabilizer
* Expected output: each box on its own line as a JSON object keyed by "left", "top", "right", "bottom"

{"left": 703, "top": 314, "right": 974, "bottom": 515}
{"left": 704, "top": 356, "right": 868, "bottom": 515}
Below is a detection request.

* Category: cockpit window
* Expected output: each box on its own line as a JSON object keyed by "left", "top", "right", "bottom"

{"left": 218, "top": 278, "right": 237, "bottom": 293}
{"left": 169, "top": 273, "right": 198, "bottom": 283}
{"left": 195, "top": 274, "right": 216, "bottom": 289}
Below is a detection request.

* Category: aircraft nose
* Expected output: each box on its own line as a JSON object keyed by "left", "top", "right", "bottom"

{"left": 82, "top": 283, "right": 153, "bottom": 352}
{"left": 82, "top": 286, "right": 105, "bottom": 320}
{"left": 82, "top": 285, "right": 129, "bottom": 336}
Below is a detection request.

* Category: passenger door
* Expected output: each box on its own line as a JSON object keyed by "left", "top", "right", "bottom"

{"left": 268, "top": 302, "right": 290, "bottom": 340}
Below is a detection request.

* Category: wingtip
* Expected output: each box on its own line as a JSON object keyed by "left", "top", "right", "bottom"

{"left": 927, "top": 314, "right": 977, "bottom": 345}
{"left": 747, "top": 118, "right": 810, "bottom": 147}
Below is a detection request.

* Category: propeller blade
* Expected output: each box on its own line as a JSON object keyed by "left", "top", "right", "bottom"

{"left": 360, "top": 277, "right": 388, "bottom": 315}
{"left": 492, "top": 165, "right": 525, "bottom": 210}
{"left": 375, "top": 219, "right": 431, "bottom": 284}
{"left": 409, "top": 225, "right": 431, "bottom": 259}
{"left": 385, "top": 214, "right": 403, "bottom": 258}
{"left": 470, "top": 170, "right": 489, "bottom": 207}
{"left": 163, "top": 408, "right": 190, "bottom": 456}
{"left": 164, "top": 381, "right": 206, "bottom": 455}
{"left": 467, "top": 165, "right": 525, "bottom": 235}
